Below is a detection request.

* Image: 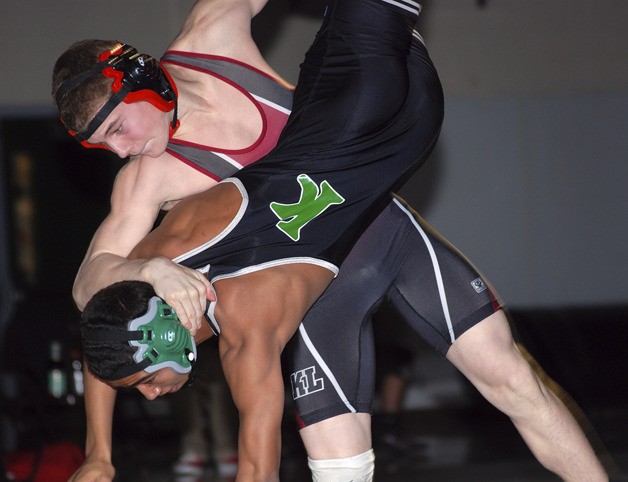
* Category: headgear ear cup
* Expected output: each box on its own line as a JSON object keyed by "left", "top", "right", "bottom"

{"left": 100, "top": 45, "right": 177, "bottom": 111}
{"left": 140, "top": 299, "right": 196, "bottom": 368}
{"left": 129, "top": 297, "right": 196, "bottom": 374}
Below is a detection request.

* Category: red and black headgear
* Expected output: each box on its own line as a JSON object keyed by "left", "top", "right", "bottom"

{"left": 55, "top": 43, "right": 179, "bottom": 149}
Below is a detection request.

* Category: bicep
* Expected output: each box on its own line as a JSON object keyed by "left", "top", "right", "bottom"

{"left": 86, "top": 201, "right": 160, "bottom": 262}
{"left": 169, "top": 0, "right": 260, "bottom": 55}
{"left": 72, "top": 201, "right": 160, "bottom": 309}
{"left": 92, "top": 159, "right": 180, "bottom": 258}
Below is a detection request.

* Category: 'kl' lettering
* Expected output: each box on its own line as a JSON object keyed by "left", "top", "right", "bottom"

{"left": 291, "top": 366, "right": 325, "bottom": 399}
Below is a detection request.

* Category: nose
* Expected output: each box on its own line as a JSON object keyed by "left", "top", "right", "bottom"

{"left": 108, "top": 140, "right": 132, "bottom": 159}
{"left": 137, "top": 385, "right": 161, "bottom": 400}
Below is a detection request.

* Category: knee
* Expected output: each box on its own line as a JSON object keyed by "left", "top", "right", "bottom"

{"left": 498, "top": 357, "right": 540, "bottom": 398}
{"left": 476, "top": 350, "right": 549, "bottom": 417}
{"left": 300, "top": 413, "right": 372, "bottom": 460}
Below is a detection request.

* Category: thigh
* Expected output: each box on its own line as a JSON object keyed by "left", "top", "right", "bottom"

{"left": 285, "top": 195, "right": 501, "bottom": 426}
{"left": 284, "top": 201, "right": 404, "bottom": 428}
{"left": 385, "top": 196, "right": 501, "bottom": 356}
{"left": 285, "top": 0, "right": 421, "bottom": 148}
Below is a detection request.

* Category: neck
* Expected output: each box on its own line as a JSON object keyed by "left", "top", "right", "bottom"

{"left": 163, "top": 62, "right": 224, "bottom": 120}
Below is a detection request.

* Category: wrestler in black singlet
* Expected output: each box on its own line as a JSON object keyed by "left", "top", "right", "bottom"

{"left": 166, "top": 0, "right": 500, "bottom": 426}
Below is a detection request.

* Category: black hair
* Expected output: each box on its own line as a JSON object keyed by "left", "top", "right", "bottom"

{"left": 81, "top": 280, "right": 155, "bottom": 380}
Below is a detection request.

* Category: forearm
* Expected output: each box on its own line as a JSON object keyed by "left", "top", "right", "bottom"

{"left": 73, "top": 252, "right": 154, "bottom": 310}
{"left": 83, "top": 368, "right": 117, "bottom": 462}
{"left": 220, "top": 336, "right": 284, "bottom": 482}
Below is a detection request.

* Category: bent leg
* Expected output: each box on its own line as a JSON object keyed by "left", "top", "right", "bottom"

{"left": 378, "top": 199, "right": 607, "bottom": 479}
{"left": 288, "top": 195, "right": 495, "bottom": 468}
{"left": 446, "top": 311, "right": 607, "bottom": 481}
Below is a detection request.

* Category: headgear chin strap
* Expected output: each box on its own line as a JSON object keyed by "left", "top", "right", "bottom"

{"left": 82, "top": 296, "right": 196, "bottom": 381}
{"left": 56, "top": 43, "right": 179, "bottom": 149}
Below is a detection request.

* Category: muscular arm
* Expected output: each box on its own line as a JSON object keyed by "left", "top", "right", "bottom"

{"left": 214, "top": 265, "right": 334, "bottom": 480}
{"left": 70, "top": 162, "right": 213, "bottom": 482}
{"left": 68, "top": 373, "right": 117, "bottom": 482}
{"left": 168, "top": 0, "right": 285, "bottom": 79}
{"left": 73, "top": 159, "right": 214, "bottom": 332}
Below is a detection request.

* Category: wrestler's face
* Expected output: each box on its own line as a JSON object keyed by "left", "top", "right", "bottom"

{"left": 109, "top": 368, "right": 190, "bottom": 400}
{"left": 84, "top": 101, "right": 171, "bottom": 159}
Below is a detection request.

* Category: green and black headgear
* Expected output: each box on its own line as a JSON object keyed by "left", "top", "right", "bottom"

{"left": 82, "top": 296, "right": 197, "bottom": 381}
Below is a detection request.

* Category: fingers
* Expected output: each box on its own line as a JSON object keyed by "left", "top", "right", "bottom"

{"left": 147, "top": 258, "right": 213, "bottom": 336}
{"left": 167, "top": 293, "right": 204, "bottom": 335}
{"left": 163, "top": 281, "right": 207, "bottom": 335}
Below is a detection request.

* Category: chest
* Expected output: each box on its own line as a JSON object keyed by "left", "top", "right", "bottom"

{"left": 176, "top": 72, "right": 264, "bottom": 151}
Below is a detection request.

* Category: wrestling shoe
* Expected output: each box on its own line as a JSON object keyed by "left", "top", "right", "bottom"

{"left": 172, "top": 452, "right": 209, "bottom": 476}
{"left": 216, "top": 454, "right": 238, "bottom": 478}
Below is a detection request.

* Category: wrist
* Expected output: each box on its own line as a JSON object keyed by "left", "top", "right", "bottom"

{"left": 138, "top": 256, "right": 170, "bottom": 285}
{"left": 84, "top": 426, "right": 113, "bottom": 462}
{"left": 84, "top": 443, "right": 112, "bottom": 463}
{"left": 136, "top": 257, "right": 159, "bottom": 287}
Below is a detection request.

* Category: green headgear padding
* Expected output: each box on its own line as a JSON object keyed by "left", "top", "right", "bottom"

{"left": 82, "top": 296, "right": 196, "bottom": 380}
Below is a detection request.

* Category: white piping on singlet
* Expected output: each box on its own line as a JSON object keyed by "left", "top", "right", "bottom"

{"left": 412, "top": 29, "right": 426, "bottom": 47}
{"left": 211, "top": 256, "right": 339, "bottom": 283}
{"left": 252, "top": 94, "right": 292, "bottom": 116}
{"left": 392, "top": 197, "right": 456, "bottom": 343}
{"left": 381, "top": 0, "right": 422, "bottom": 16}
{"left": 172, "top": 179, "right": 250, "bottom": 264}
{"left": 172, "top": 178, "right": 339, "bottom": 278}
{"left": 298, "top": 323, "right": 357, "bottom": 413}
{"left": 209, "top": 151, "right": 245, "bottom": 172}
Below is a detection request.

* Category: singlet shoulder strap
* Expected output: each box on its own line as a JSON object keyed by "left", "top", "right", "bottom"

{"left": 161, "top": 51, "right": 293, "bottom": 180}
{"left": 161, "top": 51, "right": 293, "bottom": 111}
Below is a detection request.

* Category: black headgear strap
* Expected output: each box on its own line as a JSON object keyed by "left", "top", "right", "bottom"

{"left": 81, "top": 327, "right": 152, "bottom": 380}
{"left": 75, "top": 88, "right": 131, "bottom": 143}
{"left": 55, "top": 59, "right": 109, "bottom": 106}
{"left": 55, "top": 58, "right": 130, "bottom": 142}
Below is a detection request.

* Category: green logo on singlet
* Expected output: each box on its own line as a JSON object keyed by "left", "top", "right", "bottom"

{"left": 270, "top": 174, "right": 345, "bottom": 241}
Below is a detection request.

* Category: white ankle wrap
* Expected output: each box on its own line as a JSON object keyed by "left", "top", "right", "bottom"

{"left": 308, "top": 449, "right": 375, "bottom": 482}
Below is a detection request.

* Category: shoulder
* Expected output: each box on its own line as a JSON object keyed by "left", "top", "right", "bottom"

{"left": 113, "top": 153, "right": 219, "bottom": 211}
{"left": 110, "top": 155, "right": 175, "bottom": 212}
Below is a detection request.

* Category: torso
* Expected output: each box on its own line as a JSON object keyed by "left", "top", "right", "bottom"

{"left": 162, "top": 51, "right": 294, "bottom": 182}
{"left": 121, "top": 50, "right": 293, "bottom": 213}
